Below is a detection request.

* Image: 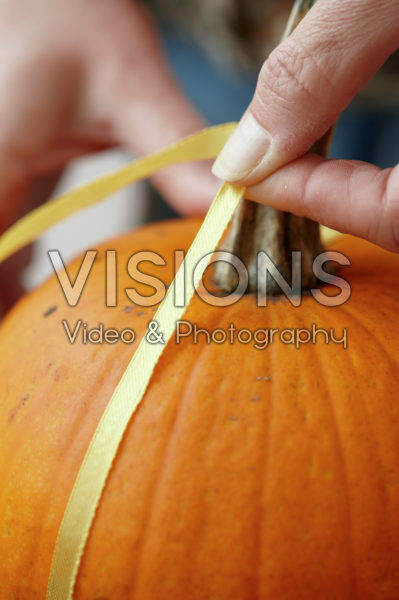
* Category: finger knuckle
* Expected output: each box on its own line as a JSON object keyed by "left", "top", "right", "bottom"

{"left": 257, "top": 40, "right": 316, "bottom": 111}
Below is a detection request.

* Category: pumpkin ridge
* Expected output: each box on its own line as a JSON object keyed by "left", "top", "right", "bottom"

{"left": 320, "top": 299, "right": 399, "bottom": 595}
{"left": 338, "top": 301, "right": 399, "bottom": 375}
{"left": 336, "top": 302, "right": 391, "bottom": 506}
{"left": 120, "top": 323, "right": 223, "bottom": 598}
{"left": 310, "top": 323, "right": 358, "bottom": 597}
{"left": 120, "top": 361, "right": 196, "bottom": 597}
{"left": 334, "top": 300, "right": 398, "bottom": 503}
{"left": 253, "top": 301, "right": 277, "bottom": 600}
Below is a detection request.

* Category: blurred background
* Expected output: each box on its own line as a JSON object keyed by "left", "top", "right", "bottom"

{"left": 22, "top": 2, "right": 399, "bottom": 290}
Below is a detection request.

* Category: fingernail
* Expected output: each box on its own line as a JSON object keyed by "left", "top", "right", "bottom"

{"left": 212, "top": 113, "right": 272, "bottom": 182}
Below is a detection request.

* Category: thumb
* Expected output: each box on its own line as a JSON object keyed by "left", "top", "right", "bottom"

{"left": 212, "top": 0, "right": 399, "bottom": 184}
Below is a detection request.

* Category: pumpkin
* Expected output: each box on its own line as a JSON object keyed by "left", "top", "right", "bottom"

{"left": 1, "top": 215, "right": 399, "bottom": 599}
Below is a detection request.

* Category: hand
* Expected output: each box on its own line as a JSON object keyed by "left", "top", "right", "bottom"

{"left": 0, "top": 0, "right": 219, "bottom": 315}
{"left": 0, "top": 0, "right": 217, "bottom": 234}
{"left": 212, "top": 0, "right": 399, "bottom": 252}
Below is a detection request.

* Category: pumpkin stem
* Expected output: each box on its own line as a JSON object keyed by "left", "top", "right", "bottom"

{"left": 213, "top": 0, "right": 334, "bottom": 295}
{"left": 213, "top": 130, "right": 334, "bottom": 295}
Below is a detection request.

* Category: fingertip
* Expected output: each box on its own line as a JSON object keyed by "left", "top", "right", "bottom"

{"left": 211, "top": 113, "right": 273, "bottom": 184}
{"left": 152, "top": 161, "right": 220, "bottom": 216}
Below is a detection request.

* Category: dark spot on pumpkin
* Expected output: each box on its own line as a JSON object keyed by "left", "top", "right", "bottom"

{"left": 43, "top": 306, "right": 57, "bottom": 317}
{"left": 137, "top": 312, "right": 147, "bottom": 317}
{"left": 8, "top": 394, "right": 30, "bottom": 424}
{"left": 122, "top": 305, "right": 134, "bottom": 314}
{"left": 230, "top": 415, "right": 239, "bottom": 421}
{"left": 250, "top": 396, "right": 261, "bottom": 403}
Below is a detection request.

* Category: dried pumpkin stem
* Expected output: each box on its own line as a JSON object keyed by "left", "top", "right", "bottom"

{"left": 214, "top": 0, "right": 334, "bottom": 295}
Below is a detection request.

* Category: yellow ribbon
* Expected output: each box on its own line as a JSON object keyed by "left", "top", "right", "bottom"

{"left": 0, "top": 121, "right": 337, "bottom": 266}
{"left": 0, "top": 122, "right": 339, "bottom": 599}
{"left": 0, "top": 123, "right": 237, "bottom": 265}
{"left": 46, "top": 181, "right": 244, "bottom": 600}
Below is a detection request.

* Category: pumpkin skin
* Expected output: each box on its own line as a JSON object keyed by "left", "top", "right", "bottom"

{"left": 1, "top": 218, "right": 399, "bottom": 599}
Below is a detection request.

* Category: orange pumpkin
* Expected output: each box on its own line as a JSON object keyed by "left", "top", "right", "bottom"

{"left": 1, "top": 217, "right": 399, "bottom": 599}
